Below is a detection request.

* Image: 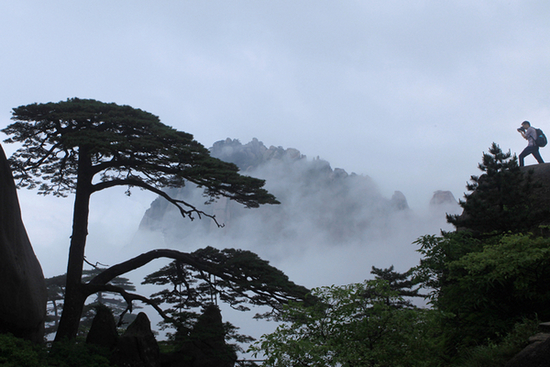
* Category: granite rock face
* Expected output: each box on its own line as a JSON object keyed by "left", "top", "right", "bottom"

{"left": 162, "top": 305, "right": 237, "bottom": 367}
{"left": 522, "top": 163, "right": 550, "bottom": 220}
{"left": 429, "top": 190, "right": 458, "bottom": 207}
{"left": 86, "top": 305, "right": 119, "bottom": 350}
{"left": 0, "top": 144, "right": 47, "bottom": 343}
{"left": 112, "top": 312, "right": 160, "bottom": 367}
{"left": 390, "top": 191, "right": 409, "bottom": 210}
{"left": 139, "top": 138, "right": 409, "bottom": 246}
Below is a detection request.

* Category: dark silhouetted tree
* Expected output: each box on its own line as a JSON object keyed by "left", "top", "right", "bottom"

{"left": 142, "top": 247, "right": 312, "bottom": 352}
{"left": 446, "top": 143, "right": 538, "bottom": 234}
{"left": 45, "top": 268, "right": 139, "bottom": 339}
{"left": 2, "top": 98, "right": 280, "bottom": 341}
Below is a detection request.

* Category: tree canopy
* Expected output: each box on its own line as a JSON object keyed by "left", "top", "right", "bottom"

{"left": 446, "top": 143, "right": 537, "bottom": 234}
{"left": 143, "top": 247, "right": 311, "bottom": 319}
{"left": 4, "top": 98, "right": 278, "bottom": 210}
{"left": 141, "top": 246, "right": 311, "bottom": 353}
{"left": 251, "top": 280, "right": 439, "bottom": 367}
{"left": 2, "top": 98, "right": 281, "bottom": 341}
{"left": 411, "top": 143, "right": 550, "bottom": 354}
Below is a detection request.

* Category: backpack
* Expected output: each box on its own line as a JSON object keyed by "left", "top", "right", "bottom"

{"left": 535, "top": 128, "right": 547, "bottom": 147}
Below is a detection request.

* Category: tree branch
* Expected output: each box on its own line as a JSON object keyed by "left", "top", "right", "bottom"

{"left": 87, "top": 248, "right": 310, "bottom": 321}
{"left": 87, "top": 249, "right": 213, "bottom": 286}
{"left": 83, "top": 283, "right": 173, "bottom": 325}
{"left": 91, "top": 178, "right": 223, "bottom": 226}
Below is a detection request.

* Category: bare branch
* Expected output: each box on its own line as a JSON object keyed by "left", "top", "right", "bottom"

{"left": 91, "top": 178, "right": 223, "bottom": 227}
{"left": 83, "top": 256, "right": 109, "bottom": 269}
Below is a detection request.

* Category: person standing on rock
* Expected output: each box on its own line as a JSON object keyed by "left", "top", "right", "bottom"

{"left": 518, "top": 120, "right": 544, "bottom": 167}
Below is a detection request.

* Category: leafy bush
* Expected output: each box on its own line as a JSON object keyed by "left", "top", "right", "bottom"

{"left": 250, "top": 280, "right": 443, "bottom": 367}
{"left": 414, "top": 231, "right": 550, "bottom": 352}
{"left": 0, "top": 333, "right": 114, "bottom": 367}
{"left": 452, "top": 318, "right": 540, "bottom": 367}
{"left": 0, "top": 333, "right": 45, "bottom": 367}
{"left": 47, "top": 340, "right": 113, "bottom": 367}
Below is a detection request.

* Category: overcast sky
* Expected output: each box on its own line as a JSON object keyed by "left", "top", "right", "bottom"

{"left": 2, "top": 1, "right": 550, "bottom": 277}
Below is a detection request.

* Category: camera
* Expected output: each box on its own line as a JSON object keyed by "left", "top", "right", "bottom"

{"left": 517, "top": 127, "right": 526, "bottom": 133}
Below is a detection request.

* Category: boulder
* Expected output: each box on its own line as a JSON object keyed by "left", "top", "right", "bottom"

{"left": 0, "top": 144, "right": 47, "bottom": 343}
{"left": 112, "top": 312, "right": 160, "bottom": 367}
{"left": 86, "top": 305, "right": 119, "bottom": 350}
{"left": 429, "top": 190, "right": 457, "bottom": 207}
{"left": 391, "top": 190, "right": 409, "bottom": 210}
{"left": 505, "top": 331, "right": 550, "bottom": 367}
{"left": 167, "top": 305, "right": 236, "bottom": 367}
{"left": 522, "top": 163, "right": 550, "bottom": 218}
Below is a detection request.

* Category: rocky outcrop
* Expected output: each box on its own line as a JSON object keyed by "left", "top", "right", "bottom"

{"left": 0, "top": 144, "right": 47, "bottom": 343}
{"left": 162, "top": 305, "right": 236, "bottom": 367}
{"left": 522, "top": 163, "right": 550, "bottom": 219}
{"left": 209, "top": 138, "right": 305, "bottom": 172}
{"left": 138, "top": 138, "right": 409, "bottom": 246}
{"left": 112, "top": 312, "right": 160, "bottom": 367}
{"left": 429, "top": 190, "right": 461, "bottom": 218}
{"left": 390, "top": 191, "right": 409, "bottom": 210}
{"left": 429, "top": 190, "right": 457, "bottom": 207}
{"left": 505, "top": 322, "right": 550, "bottom": 367}
{"left": 86, "top": 305, "right": 119, "bottom": 350}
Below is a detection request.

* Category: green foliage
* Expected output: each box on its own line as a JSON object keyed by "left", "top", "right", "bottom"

{"left": 407, "top": 144, "right": 550, "bottom": 360}
{"left": 412, "top": 230, "right": 550, "bottom": 353}
{"left": 0, "top": 333, "right": 114, "bottom": 367}
{"left": 447, "top": 143, "right": 537, "bottom": 234}
{"left": 413, "top": 231, "right": 484, "bottom": 305}
{"left": 143, "top": 247, "right": 310, "bottom": 352}
{"left": 370, "top": 265, "right": 422, "bottom": 308}
{"left": 452, "top": 318, "right": 539, "bottom": 367}
{"left": 0, "top": 333, "right": 45, "bottom": 367}
{"left": 448, "top": 233, "right": 550, "bottom": 330}
{"left": 250, "top": 280, "right": 442, "bottom": 367}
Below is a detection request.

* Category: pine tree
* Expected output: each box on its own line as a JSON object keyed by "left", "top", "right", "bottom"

{"left": 45, "top": 268, "right": 139, "bottom": 339}
{"left": 447, "top": 142, "right": 537, "bottom": 234}
{"left": 370, "top": 265, "right": 421, "bottom": 309}
{"left": 2, "top": 98, "right": 280, "bottom": 341}
{"left": 142, "top": 246, "right": 311, "bottom": 352}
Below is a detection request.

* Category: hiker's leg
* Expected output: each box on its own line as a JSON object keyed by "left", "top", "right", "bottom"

{"left": 533, "top": 147, "right": 544, "bottom": 164}
{"left": 519, "top": 147, "right": 531, "bottom": 166}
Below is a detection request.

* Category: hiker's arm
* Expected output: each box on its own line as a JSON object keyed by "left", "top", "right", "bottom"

{"left": 520, "top": 130, "right": 528, "bottom": 140}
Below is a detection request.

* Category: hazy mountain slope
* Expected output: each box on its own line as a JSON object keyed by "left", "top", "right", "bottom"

{"left": 137, "top": 138, "right": 457, "bottom": 262}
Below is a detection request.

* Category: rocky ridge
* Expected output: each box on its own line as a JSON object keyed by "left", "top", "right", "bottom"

{"left": 138, "top": 138, "right": 456, "bottom": 248}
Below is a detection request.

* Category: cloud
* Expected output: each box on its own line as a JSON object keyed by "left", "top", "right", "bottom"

{"left": 134, "top": 138, "right": 460, "bottom": 288}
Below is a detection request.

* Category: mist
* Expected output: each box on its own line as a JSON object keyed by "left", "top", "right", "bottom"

{"left": 127, "top": 138, "right": 461, "bottom": 352}
{"left": 134, "top": 138, "right": 460, "bottom": 286}
{"left": 20, "top": 137, "right": 461, "bottom": 353}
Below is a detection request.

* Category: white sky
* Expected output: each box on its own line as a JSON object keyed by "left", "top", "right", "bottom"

{"left": 1, "top": 1, "right": 549, "bottom": 339}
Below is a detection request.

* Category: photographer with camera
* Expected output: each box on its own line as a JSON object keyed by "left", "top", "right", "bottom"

{"left": 518, "top": 120, "right": 544, "bottom": 167}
